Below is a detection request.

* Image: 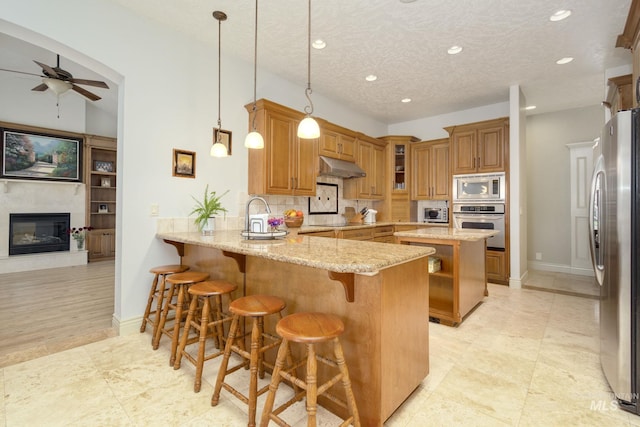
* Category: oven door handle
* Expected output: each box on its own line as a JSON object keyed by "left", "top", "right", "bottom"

{"left": 453, "top": 214, "right": 504, "bottom": 220}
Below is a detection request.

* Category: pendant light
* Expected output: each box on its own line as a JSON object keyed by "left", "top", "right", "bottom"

{"left": 211, "top": 10, "right": 229, "bottom": 158}
{"left": 297, "top": 0, "right": 320, "bottom": 139}
{"left": 244, "top": 0, "right": 264, "bottom": 149}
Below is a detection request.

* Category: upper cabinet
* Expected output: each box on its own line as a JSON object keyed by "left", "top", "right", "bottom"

{"left": 446, "top": 118, "right": 509, "bottom": 175}
{"left": 343, "top": 134, "right": 386, "bottom": 199}
{"left": 318, "top": 121, "right": 356, "bottom": 162}
{"left": 616, "top": 0, "right": 640, "bottom": 109}
{"left": 606, "top": 74, "right": 633, "bottom": 116}
{"left": 246, "top": 99, "right": 317, "bottom": 196}
{"left": 410, "top": 138, "right": 449, "bottom": 200}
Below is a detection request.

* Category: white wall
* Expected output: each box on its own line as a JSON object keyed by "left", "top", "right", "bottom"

{"left": 0, "top": 0, "right": 386, "bottom": 328}
{"left": 526, "top": 105, "right": 603, "bottom": 270}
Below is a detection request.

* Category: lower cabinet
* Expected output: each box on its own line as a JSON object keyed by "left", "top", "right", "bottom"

{"left": 486, "top": 249, "right": 508, "bottom": 285}
{"left": 88, "top": 229, "right": 116, "bottom": 261}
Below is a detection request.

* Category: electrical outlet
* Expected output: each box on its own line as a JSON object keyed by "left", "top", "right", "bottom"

{"left": 150, "top": 204, "right": 159, "bottom": 216}
{"left": 535, "top": 252, "right": 542, "bottom": 261}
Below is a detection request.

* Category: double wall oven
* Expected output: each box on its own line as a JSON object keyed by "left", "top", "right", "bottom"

{"left": 452, "top": 172, "right": 506, "bottom": 251}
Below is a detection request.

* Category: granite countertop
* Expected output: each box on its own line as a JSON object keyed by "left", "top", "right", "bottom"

{"left": 394, "top": 227, "right": 500, "bottom": 241}
{"left": 297, "top": 221, "right": 441, "bottom": 234}
{"left": 157, "top": 230, "right": 434, "bottom": 274}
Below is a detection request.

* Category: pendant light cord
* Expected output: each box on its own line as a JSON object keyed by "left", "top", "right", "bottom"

{"left": 217, "top": 14, "right": 222, "bottom": 142}
{"left": 251, "top": 0, "right": 259, "bottom": 130}
{"left": 304, "top": 0, "right": 314, "bottom": 116}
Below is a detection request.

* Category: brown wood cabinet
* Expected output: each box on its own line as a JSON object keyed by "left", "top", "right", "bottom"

{"left": 486, "top": 249, "right": 508, "bottom": 284}
{"left": 606, "top": 74, "right": 633, "bottom": 116}
{"left": 378, "top": 136, "right": 419, "bottom": 221}
{"left": 318, "top": 121, "right": 356, "bottom": 162}
{"left": 246, "top": 99, "right": 318, "bottom": 196}
{"left": 410, "top": 138, "right": 449, "bottom": 200}
{"left": 446, "top": 118, "right": 508, "bottom": 175}
{"left": 343, "top": 134, "right": 386, "bottom": 200}
{"left": 616, "top": 0, "right": 640, "bottom": 109}
{"left": 85, "top": 135, "right": 117, "bottom": 261}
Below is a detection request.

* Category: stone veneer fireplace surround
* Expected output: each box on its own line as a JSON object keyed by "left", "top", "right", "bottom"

{"left": 0, "top": 179, "right": 87, "bottom": 273}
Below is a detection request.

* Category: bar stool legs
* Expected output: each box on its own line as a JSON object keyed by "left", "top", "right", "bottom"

{"left": 260, "top": 312, "right": 360, "bottom": 427}
{"left": 173, "top": 280, "right": 237, "bottom": 392}
{"left": 211, "top": 295, "right": 289, "bottom": 427}
{"left": 152, "top": 271, "right": 210, "bottom": 365}
{"left": 140, "top": 264, "right": 190, "bottom": 340}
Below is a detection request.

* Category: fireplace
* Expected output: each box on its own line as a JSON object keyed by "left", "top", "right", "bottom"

{"left": 9, "top": 213, "right": 71, "bottom": 255}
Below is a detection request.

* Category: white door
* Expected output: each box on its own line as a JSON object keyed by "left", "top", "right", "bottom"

{"left": 567, "top": 141, "right": 595, "bottom": 273}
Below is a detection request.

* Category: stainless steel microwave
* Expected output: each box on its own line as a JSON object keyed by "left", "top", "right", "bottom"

{"left": 452, "top": 172, "right": 505, "bottom": 203}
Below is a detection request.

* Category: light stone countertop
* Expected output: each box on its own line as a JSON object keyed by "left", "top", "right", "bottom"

{"left": 157, "top": 230, "right": 434, "bottom": 274}
{"left": 296, "top": 221, "right": 440, "bottom": 234}
{"left": 394, "top": 227, "right": 500, "bottom": 241}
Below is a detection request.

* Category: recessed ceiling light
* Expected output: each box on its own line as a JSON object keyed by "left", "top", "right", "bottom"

{"left": 401, "top": 98, "right": 412, "bottom": 103}
{"left": 447, "top": 45, "right": 463, "bottom": 55}
{"left": 556, "top": 57, "right": 574, "bottom": 65}
{"left": 365, "top": 74, "right": 377, "bottom": 82}
{"left": 525, "top": 105, "right": 536, "bottom": 111}
{"left": 550, "top": 10, "right": 571, "bottom": 21}
{"left": 312, "top": 39, "right": 326, "bottom": 49}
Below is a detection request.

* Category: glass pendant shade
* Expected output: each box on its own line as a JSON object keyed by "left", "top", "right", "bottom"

{"left": 244, "top": 131, "right": 264, "bottom": 149}
{"left": 43, "top": 78, "right": 72, "bottom": 95}
{"left": 210, "top": 141, "right": 228, "bottom": 157}
{"left": 297, "top": 116, "right": 320, "bottom": 139}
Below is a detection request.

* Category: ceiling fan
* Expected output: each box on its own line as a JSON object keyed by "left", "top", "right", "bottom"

{"left": 0, "top": 54, "right": 109, "bottom": 101}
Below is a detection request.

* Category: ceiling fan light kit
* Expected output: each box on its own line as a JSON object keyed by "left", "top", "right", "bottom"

{"left": 42, "top": 77, "right": 72, "bottom": 96}
{"left": 297, "top": 0, "right": 320, "bottom": 140}
{"left": 244, "top": 0, "right": 264, "bottom": 150}
{"left": 211, "top": 10, "right": 229, "bottom": 158}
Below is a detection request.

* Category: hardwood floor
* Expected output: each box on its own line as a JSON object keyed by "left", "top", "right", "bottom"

{"left": 0, "top": 260, "right": 116, "bottom": 368}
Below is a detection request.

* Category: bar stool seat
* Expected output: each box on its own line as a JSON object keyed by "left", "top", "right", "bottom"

{"left": 260, "top": 312, "right": 360, "bottom": 427}
{"left": 153, "top": 271, "right": 210, "bottom": 366}
{"left": 140, "top": 264, "right": 190, "bottom": 342}
{"left": 212, "top": 295, "right": 290, "bottom": 427}
{"left": 174, "top": 280, "right": 237, "bottom": 392}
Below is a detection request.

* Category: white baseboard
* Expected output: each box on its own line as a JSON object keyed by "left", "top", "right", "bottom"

{"left": 527, "top": 260, "right": 594, "bottom": 277}
{"left": 508, "top": 269, "right": 527, "bottom": 289}
{"left": 113, "top": 315, "right": 143, "bottom": 336}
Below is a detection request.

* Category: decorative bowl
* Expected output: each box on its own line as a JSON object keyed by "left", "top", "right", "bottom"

{"left": 284, "top": 216, "right": 304, "bottom": 228}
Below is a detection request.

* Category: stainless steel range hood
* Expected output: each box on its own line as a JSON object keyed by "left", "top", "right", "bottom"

{"left": 318, "top": 156, "right": 366, "bottom": 178}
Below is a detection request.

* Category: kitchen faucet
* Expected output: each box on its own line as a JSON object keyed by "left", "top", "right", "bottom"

{"left": 244, "top": 196, "right": 271, "bottom": 231}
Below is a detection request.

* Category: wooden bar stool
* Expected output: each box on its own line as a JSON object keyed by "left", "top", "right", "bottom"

{"left": 211, "top": 295, "right": 289, "bottom": 427}
{"left": 153, "top": 271, "right": 209, "bottom": 366}
{"left": 260, "top": 312, "right": 360, "bottom": 427}
{"left": 140, "top": 264, "right": 190, "bottom": 341}
{"left": 174, "top": 280, "right": 237, "bottom": 392}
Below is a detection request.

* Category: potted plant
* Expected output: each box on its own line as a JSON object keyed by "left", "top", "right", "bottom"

{"left": 190, "top": 185, "right": 229, "bottom": 235}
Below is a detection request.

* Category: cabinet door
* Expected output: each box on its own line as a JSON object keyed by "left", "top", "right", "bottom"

{"left": 451, "top": 130, "right": 477, "bottom": 175}
{"left": 293, "top": 135, "right": 318, "bottom": 196}
{"left": 319, "top": 129, "right": 340, "bottom": 159}
{"left": 266, "top": 111, "right": 296, "bottom": 195}
{"left": 371, "top": 143, "right": 386, "bottom": 198}
{"left": 431, "top": 141, "right": 450, "bottom": 200}
{"left": 486, "top": 249, "right": 507, "bottom": 284}
{"left": 477, "top": 125, "right": 505, "bottom": 172}
{"left": 356, "top": 142, "right": 373, "bottom": 197}
{"left": 339, "top": 133, "right": 356, "bottom": 162}
{"left": 411, "top": 142, "right": 431, "bottom": 199}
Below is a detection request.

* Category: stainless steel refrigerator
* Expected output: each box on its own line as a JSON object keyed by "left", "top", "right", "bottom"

{"left": 589, "top": 108, "right": 640, "bottom": 414}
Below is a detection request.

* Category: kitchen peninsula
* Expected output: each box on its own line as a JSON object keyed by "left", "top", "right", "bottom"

{"left": 395, "top": 227, "right": 499, "bottom": 325}
{"left": 157, "top": 230, "right": 434, "bottom": 425}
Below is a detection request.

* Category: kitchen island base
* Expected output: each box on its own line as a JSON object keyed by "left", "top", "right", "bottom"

{"left": 179, "top": 243, "right": 430, "bottom": 426}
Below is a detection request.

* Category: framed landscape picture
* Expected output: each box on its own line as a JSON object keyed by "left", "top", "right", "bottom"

{"left": 173, "top": 148, "right": 196, "bottom": 178}
{"left": 0, "top": 127, "right": 83, "bottom": 182}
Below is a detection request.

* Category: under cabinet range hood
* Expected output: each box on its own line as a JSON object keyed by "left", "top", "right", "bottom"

{"left": 318, "top": 156, "right": 366, "bottom": 178}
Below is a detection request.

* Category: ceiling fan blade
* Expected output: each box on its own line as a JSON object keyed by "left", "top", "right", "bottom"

{"left": 71, "top": 84, "right": 101, "bottom": 101}
{"left": 0, "top": 68, "right": 42, "bottom": 77}
{"left": 33, "top": 60, "right": 60, "bottom": 78}
{"left": 69, "top": 78, "right": 109, "bottom": 89}
{"left": 31, "top": 83, "right": 48, "bottom": 92}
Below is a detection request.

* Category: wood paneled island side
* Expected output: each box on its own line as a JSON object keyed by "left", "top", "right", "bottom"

{"left": 157, "top": 231, "right": 434, "bottom": 425}
{"left": 394, "top": 227, "right": 499, "bottom": 326}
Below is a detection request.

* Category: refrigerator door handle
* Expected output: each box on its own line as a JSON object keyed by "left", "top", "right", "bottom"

{"left": 589, "top": 155, "right": 605, "bottom": 286}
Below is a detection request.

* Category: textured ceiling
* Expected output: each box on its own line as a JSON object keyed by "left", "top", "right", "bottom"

{"left": 0, "top": 0, "right": 633, "bottom": 124}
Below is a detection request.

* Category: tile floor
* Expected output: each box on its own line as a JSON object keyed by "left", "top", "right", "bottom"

{"left": 2, "top": 282, "right": 640, "bottom": 426}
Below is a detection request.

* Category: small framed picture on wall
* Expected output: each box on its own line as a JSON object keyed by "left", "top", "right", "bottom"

{"left": 173, "top": 149, "right": 196, "bottom": 178}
